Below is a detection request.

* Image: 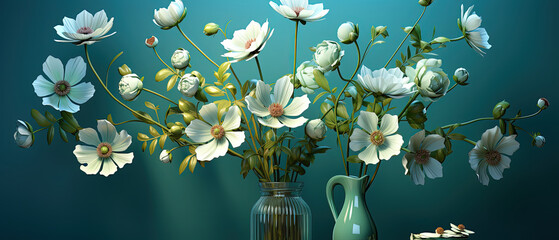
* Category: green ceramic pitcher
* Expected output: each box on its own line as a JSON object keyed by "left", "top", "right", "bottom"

{"left": 326, "top": 175, "right": 378, "bottom": 240}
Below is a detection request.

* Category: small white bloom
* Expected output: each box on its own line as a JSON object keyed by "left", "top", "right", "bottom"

{"left": 406, "top": 58, "right": 450, "bottom": 102}
{"left": 269, "top": 0, "right": 329, "bottom": 22}
{"left": 246, "top": 76, "right": 310, "bottom": 129}
{"left": 453, "top": 67, "right": 469, "bottom": 85}
{"left": 349, "top": 112, "right": 404, "bottom": 165}
{"left": 118, "top": 74, "right": 143, "bottom": 101}
{"left": 73, "top": 120, "right": 134, "bottom": 177}
{"left": 537, "top": 98, "right": 549, "bottom": 109}
{"left": 450, "top": 223, "right": 475, "bottom": 236}
{"left": 346, "top": 86, "right": 358, "bottom": 99}
{"left": 221, "top": 20, "right": 274, "bottom": 62}
{"left": 418, "top": 230, "right": 462, "bottom": 239}
{"left": 32, "top": 56, "right": 95, "bottom": 113}
{"left": 177, "top": 74, "right": 199, "bottom": 98}
{"left": 535, "top": 135, "right": 546, "bottom": 148}
{"left": 358, "top": 66, "right": 415, "bottom": 99}
{"left": 14, "top": 120, "right": 34, "bottom": 148}
{"left": 296, "top": 61, "right": 320, "bottom": 94}
{"left": 314, "top": 40, "right": 344, "bottom": 72}
{"left": 185, "top": 104, "right": 246, "bottom": 161}
{"left": 402, "top": 130, "right": 445, "bottom": 185}
{"left": 54, "top": 10, "right": 116, "bottom": 45}
{"left": 337, "top": 22, "right": 359, "bottom": 44}
{"left": 171, "top": 49, "right": 191, "bottom": 69}
{"left": 153, "top": 0, "right": 186, "bottom": 29}
{"left": 306, "top": 119, "right": 326, "bottom": 140}
{"left": 460, "top": 5, "right": 492, "bottom": 55}
{"left": 159, "top": 150, "right": 172, "bottom": 163}
{"left": 469, "top": 126, "right": 520, "bottom": 185}
{"left": 145, "top": 36, "right": 159, "bottom": 48}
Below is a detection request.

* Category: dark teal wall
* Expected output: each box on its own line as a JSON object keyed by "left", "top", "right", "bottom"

{"left": 3, "top": 0, "right": 558, "bottom": 239}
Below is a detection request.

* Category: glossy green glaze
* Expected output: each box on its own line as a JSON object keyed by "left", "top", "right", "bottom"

{"left": 326, "top": 175, "right": 377, "bottom": 240}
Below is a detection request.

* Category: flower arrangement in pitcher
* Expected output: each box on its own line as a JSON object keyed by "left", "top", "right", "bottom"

{"left": 15, "top": 0, "right": 548, "bottom": 188}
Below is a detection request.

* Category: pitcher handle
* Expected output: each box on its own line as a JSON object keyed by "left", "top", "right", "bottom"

{"left": 326, "top": 175, "right": 345, "bottom": 222}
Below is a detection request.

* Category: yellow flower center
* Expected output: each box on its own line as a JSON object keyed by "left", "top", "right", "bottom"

{"left": 77, "top": 26, "right": 94, "bottom": 34}
{"left": 485, "top": 150, "right": 502, "bottom": 166}
{"left": 268, "top": 103, "right": 284, "bottom": 118}
{"left": 436, "top": 227, "right": 444, "bottom": 235}
{"left": 370, "top": 131, "right": 385, "bottom": 146}
{"left": 54, "top": 80, "right": 71, "bottom": 96}
{"left": 414, "top": 149, "right": 430, "bottom": 164}
{"left": 96, "top": 142, "right": 113, "bottom": 158}
{"left": 245, "top": 38, "right": 256, "bottom": 49}
{"left": 211, "top": 125, "right": 225, "bottom": 139}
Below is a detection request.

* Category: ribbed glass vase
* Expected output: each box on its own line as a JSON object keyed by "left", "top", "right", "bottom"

{"left": 250, "top": 182, "right": 311, "bottom": 240}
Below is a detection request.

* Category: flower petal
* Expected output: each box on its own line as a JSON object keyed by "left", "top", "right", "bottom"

{"left": 43, "top": 56, "right": 64, "bottom": 82}
{"left": 67, "top": 82, "right": 95, "bottom": 104}
{"left": 196, "top": 138, "right": 229, "bottom": 161}
{"left": 481, "top": 126, "right": 502, "bottom": 149}
{"left": 422, "top": 134, "right": 445, "bottom": 152}
{"left": 222, "top": 106, "right": 241, "bottom": 130}
{"left": 111, "top": 152, "right": 133, "bottom": 168}
{"left": 76, "top": 10, "right": 94, "bottom": 28}
{"left": 278, "top": 116, "right": 307, "bottom": 128}
{"left": 358, "top": 144, "right": 379, "bottom": 165}
{"left": 97, "top": 119, "right": 117, "bottom": 143}
{"left": 377, "top": 134, "right": 404, "bottom": 160}
{"left": 488, "top": 164, "right": 503, "bottom": 180}
{"left": 79, "top": 128, "right": 101, "bottom": 146}
{"left": 410, "top": 162, "right": 425, "bottom": 185}
{"left": 185, "top": 119, "right": 213, "bottom": 143}
{"left": 73, "top": 145, "right": 98, "bottom": 164}
{"left": 99, "top": 158, "right": 118, "bottom": 177}
{"left": 496, "top": 135, "right": 520, "bottom": 156}
{"left": 58, "top": 95, "right": 81, "bottom": 113}
{"left": 476, "top": 160, "right": 490, "bottom": 185}
{"left": 423, "top": 158, "right": 443, "bottom": 179}
{"left": 245, "top": 95, "right": 270, "bottom": 117}
{"left": 65, "top": 57, "right": 87, "bottom": 86}
{"left": 258, "top": 117, "right": 284, "bottom": 129}
{"left": 32, "top": 75, "right": 55, "bottom": 97}
{"left": 379, "top": 114, "right": 398, "bottom": 135}
{"left": 357, "top": 111, "right": 378, "bottom": 133}
{"left": 111, "top": 130, "right": 132, "bottom": 152}
{"left": 80, "top": 157, "right": 103, "bottom": 175}
{"left": 274, "top": 76, "right": 294, "bottom": 107}
{"left": 408, "top": 130, "right": 425, "bottom": 153}
{"left": 283, "top": 95, "right": 310, "bottom": 117}
{"left": 199, "top": 103, "right": 219, "bottom": 126}
{"left": 255, "top": 80, "right": 273, "bottom": 107}
{"left": 349, "top": 128, "right": 371, "bottom": 151}
{"left": 226, "top": 131, "right": 245, "bottom": 148}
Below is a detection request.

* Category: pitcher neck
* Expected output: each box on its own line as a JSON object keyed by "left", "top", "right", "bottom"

{"left": 259, "top": 182, "right": 303, "bottom": 197}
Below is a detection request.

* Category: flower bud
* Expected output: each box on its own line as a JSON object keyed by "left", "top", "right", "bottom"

{"left": 170, "top": 125, "right": 184, "bottom": 137}
{"left": 183, "top": 112, "right": 196, "bottom": 125}
{"left": 306, "top": 119, "right": 327, "bottom": 140}
{"left": 118, "top": 64, "right": 132, "bottom": 76}
{"left": 375, "top": 26, "right": 388, "bottom": 38}
{"left": 346, "top": 86, "right": 358, "bottom": 99}
{"left": 171, "top": 48, "right": 190, "bottom": 69}
{"left": 145, "top": 36, "right": 159, "bottom": 48}
{"left": 177, "top": 74, "right": 200, "bottom": 98}
{"left": 118, "top": 74, "right": 144, "bottom": 101}
{"left": 403, "top": 26, "right": 413, "bottom": 34}
{"left": 203, "top": 23, "right": 220, "bottom": 36}
{"left": 418, "top": 0, "right": 434, "bottom": 7}
{"left": 313, "top": 40, "right": 345, "bottom": 72}
{"left": 160, "top": 150, "right": 172, "bottom": 163}
{"left": 296, "top": 61, "right": 320, "bottom": 94}
{"left": 492, "top": 100, "right": 510, "bottom": 119}
{"left": 537, "top": 98, "right": 549, "bottom": 110}
{"left": 453, "top": 68, "right": 469, "bottom": 85}
{"left": 14, "top": 120, "right": 34, "bottom": 148}
{"left": 337, "top": 22, "right": 359, "bottom": 44}
{"left": 535, "top": 135, "right": 546, "bottom": 148}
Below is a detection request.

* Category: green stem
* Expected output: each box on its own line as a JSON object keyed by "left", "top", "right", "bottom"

{"left": 111, "top": 120, "right": 143, "bottom": 126}
{"left": 255, "top": 56, "right": 264, "bottom": 81}
{"left": 292, "top": 20, "right": 299, "bottom": 78}
{"left": 33, "top": 127, "right": 47, "bottom": 134}
{"left": 463, "top": 138, "right": 477, "bottom": 146}
{"left": 366, "top": 161, "right": 381, "bottom": 191}
{"left": 153, "top": 48, "right": 177, "bottom": 75}
{"left": 177, "top": 25, "right": 219, "bottom": 68}
{"left": 441, "top": 109, "right": 543, "bottom": 130}
{"left": 228, "top": 149, "right": 244, "bottom": 159}
{"left": 398, "top": 92, "right": 420, "bottom": 120}
{"left": 384, "top": 7, "right": 427, "bottom": 68}
{"left": 143, "top": 88, "right": 178, "bottom": 106}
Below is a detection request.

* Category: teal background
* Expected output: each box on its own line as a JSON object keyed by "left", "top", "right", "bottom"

{"left": 3, "top": 0, "right": 558, "bottom": 239}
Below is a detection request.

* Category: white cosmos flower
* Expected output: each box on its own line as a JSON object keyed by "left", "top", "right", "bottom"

{"left": 460, "top": 5, "right": 491, "bottom": 55}
{"left": 469, "top": 126, "right": 520, "bottom": 186}
{"left": 402, "top": 130, "right": 445, "bottom": 185}
{"left": 221, "top": 20, "right": 274, "bottom": 62}
{"left": 357, "top": 66, "right": 415, "bottom": 99}
{"left": 73, "top": 120, "right": 134, "bottom": 177}
{"left": 54, "top": 10, "right": 115, "bottom": 46}
{"left": 269, "top": 0, "right": 329, "bottom": 22}
{"left": 153, "top": 0, "right": 186, "bottom": 29}
{"left": 450, "top": 223, "right": 475, "bottom": 236}
{"left": 32, "top": 56, "right": 95, "bottom": 113}
{"left": 349, "top": 112, "right": 404, "bottom": 165}
{"left": 185, "top": 104, "right": 245, "bottom": 161}
{"left": 246, "top": 76, "right": 309, "bottom": 129}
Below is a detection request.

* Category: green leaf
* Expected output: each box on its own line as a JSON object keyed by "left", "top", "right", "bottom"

{"left": 142, "top": 141, "right": 147, "bottom": 152}
{"left": 59, "top": 125, "right": 69, "bottom": 143}
{"left": 132, "top": 111, "right": 155, "bottom": 124}
{"left": 179, "top": 155, "right": 193, "bottom": 174}
{"left": 31, "top": 109, "right": 50, "bottom": 127}
{"left": 347, "top": 155, "right": 363, "bottom": 163}
{"left": 145, "top": 101, "right": 159, "bottom": 111}
{"left": 224, "top": 83, "right": 237, "bottom": 96}
{"left": 166, "top": 75, "right": 179, "bottom": 91}
{"left": 195, "top": 89, "right": 209, "bottom": 102}
{"left": 205, "top": 86, "right": 225, "bottom": 97}
{"left": 138, "top": 133, "right": 150, "bottom": 141}
{"left": 218, "top": 62, "right": 231, "bottom": 78}
{"left": 59, "top": 121, "right": 77, "bottom": 134}
{"left": 61, "top": 111, "right": 80, "bottom": 129}
{"left": 45, "top": 111, "right": 57, "bottom": 123}
{"left": 159, "top": 134, "right": 167, "bottom": 149}
{"left": 189, "top": 155, "right": 197, "bottom": 173}
{"left": 108, "top": 52, "right": 124, "bottom": 76}
{"left": 448, "top": 133, "right": 466, "bottom": 141}
{"left": 149, "top": 126, "right": 160, "bottom": 137}
{"left": 156, "top": 69, "right": 174, "bottom": 82}
{"left": 178, "top": 99, "right": 196, "bottom": 113}
{"left": 336, "top": 104, "right": 350, "bottom": 119}
{"left": 47, "top": 125, "right": 55, "bottom": 145}
{"left": 313, "top": 69, "right": 331, "bottom": 92}
{"left": 149, "top": 139, "right": 157, "bottom": 155}
{"left": 313, "top": 91, "right": 329, "bottom": 104}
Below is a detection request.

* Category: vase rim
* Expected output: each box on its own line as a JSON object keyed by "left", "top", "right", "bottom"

{"left": 259, "top": 182, "right": 304, "bottom": 191}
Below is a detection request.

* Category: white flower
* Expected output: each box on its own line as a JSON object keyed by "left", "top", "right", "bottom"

{"left": 314, "top": 40, "right": 344, "bottom": 72}
{"left": 405, "top": 58, "right": 450, "bottom": 102}
{"left": 160, "top": 150, "right": 172, "bottom": 163}
{"left": 54, "top": 10, "right": 115, "bottom": 46}
{"left": 453, "top": 67, "right": 469, "bottom": 85}
{"left": 337, "top": 22, "right": 359, "bottom": 44}
{"left": 306, "top": 119, "right": 326, "bottom": 140}
{"left": 73, "top": 120, "right": 134, "bottom": 177}
{"left": 417, "top": 228, "right": 463, "bottom": 239}
{"left": 349, "top": 112, "right": 404, "bottom": 165}
{"left": 535, "top": 135, "right": 546, "bottom": 148}
{"left": 469, "top": 126, "right": 520, "bottom": 185}
{"left": 450, "top": 223, "right": 475, "bottom": 236}
{"left": 221, "top": 20, "right": 274, "bottom": 62}
{"left": 246, "top": 76, "right": 309, "bottom": 129}
{"left": 177, "top": 74, "right": 199, "bottom": 98}
{"left": 357, "top": 66, "right": 414, "bottom": 99}
{"left": 32, "top": 56, "right": 95, "bottom": 113}
{"left": 118, "top": 74, "right": 143, "bottom": 101}
{"left": 460, "top": 5, "right": 492, "bottom": 55}
{"left": 537, "top": 98, "right": 549, "bottom": 109}
{"left": 296, "top": 61, "right": 320, "bottom": 94}
{"left": 14, "top": 120, "right": 34, "bottom": 148}
{"left": 185, "top": 104, "right": 245, "bottom": 161}
{"left": 171, "top": 48, "right": 191, "bottom": 69}
{"left": 402, "top": 130, "right": 445, "bottom": 185}
{"left": 145, "top": 36, "right": 159, "bottom": 48}
{"left": 153, "top": 0, "right": 186, "bottom": 29}
{"left": 269, "top": 0, "right": 329, "bottom": 22}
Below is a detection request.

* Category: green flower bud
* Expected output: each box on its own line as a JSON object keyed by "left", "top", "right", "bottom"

{"left": 493, "top": 101, "right": 510, "bottom": 119}
{"left": 453, "top": 68, "right": 469, "bottom": 85}
{"left": 159, "top": 150, "right": 172, "bottom": 163}
{"left": 406, "top": 101, "right": 428, "bottom": 129}
{"left": 182, "top": 113, "right": 196, "bottom": 125}
{"left": 337, "top": 22, "right": 359, "bottom": 44}
{"left": 418, "top": 0, "right": 434, "bottom": 7}
{"left": 170, "top": 125, "right": 184, "bottom": 138}
{"left": 203, "top": 23, "right": 220, "bottom": 36}
{"left": 118, "top": 64, "right": 132, "bottom": 76}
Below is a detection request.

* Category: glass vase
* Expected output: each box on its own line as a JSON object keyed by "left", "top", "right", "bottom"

{"left": 250, "top": 182, "right": 311, "bottom": 240}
